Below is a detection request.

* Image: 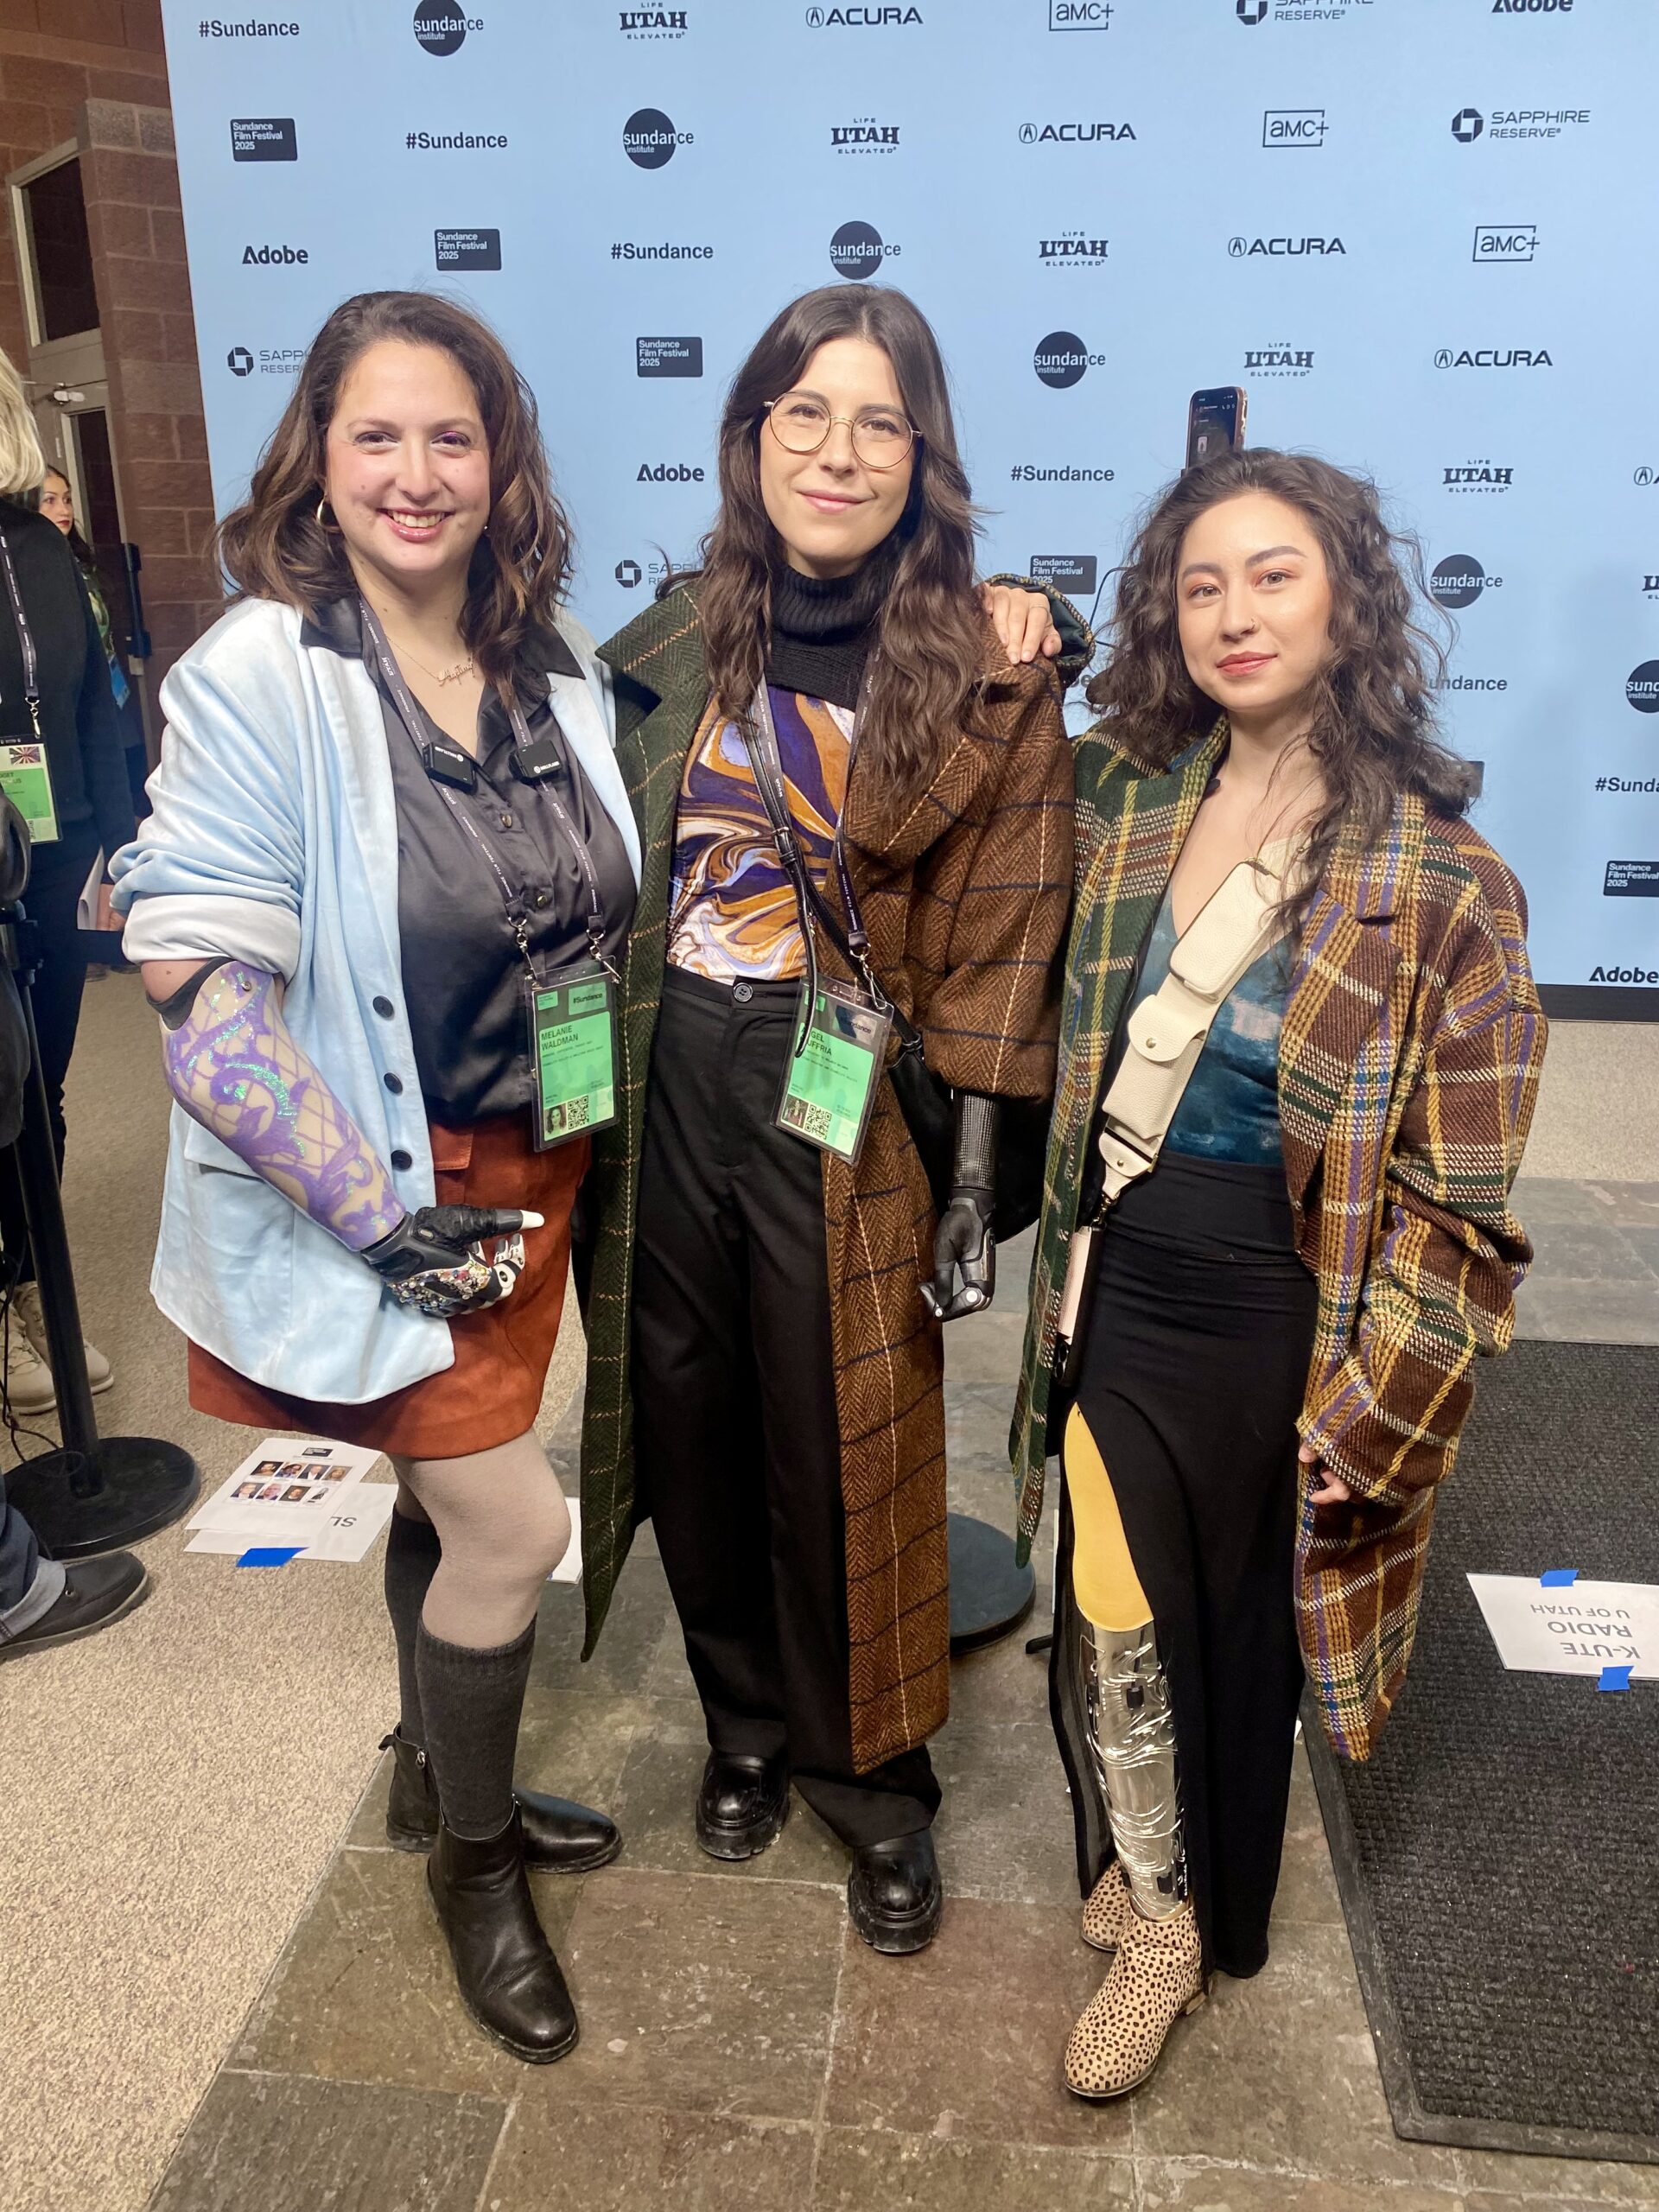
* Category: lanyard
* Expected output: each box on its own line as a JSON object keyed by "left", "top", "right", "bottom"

{"left": 0, "top": 528, "right": 41, "bottom": 739}
{"left": 739, "top": 678, "right": 925, "bottom": 1056}
{"left": 358, "top": 598, "right": 614, "bottom": 979}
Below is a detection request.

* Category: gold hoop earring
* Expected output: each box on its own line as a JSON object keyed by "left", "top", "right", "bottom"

{"left": 315, "top": 496, "right": 338, "bottom": 531}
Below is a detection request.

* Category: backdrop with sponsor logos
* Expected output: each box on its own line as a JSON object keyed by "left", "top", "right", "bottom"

{"left": 162, "top": 0, "right": 1658, "bottom": 1007}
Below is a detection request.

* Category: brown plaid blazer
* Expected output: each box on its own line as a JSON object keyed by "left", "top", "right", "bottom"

{"left": 1012, "top": 720, "right": 1546, "bottom": 1760}
{"left": 580, "top": 585, "right": 1075, "bottom": 1770}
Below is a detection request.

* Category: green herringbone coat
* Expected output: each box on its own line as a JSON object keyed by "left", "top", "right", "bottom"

{"left": 1012, "top": 720, "right": 1546, "bottom": 1760}
{"left": 579, "top": 584, "right": 1075, "bottom": 1770}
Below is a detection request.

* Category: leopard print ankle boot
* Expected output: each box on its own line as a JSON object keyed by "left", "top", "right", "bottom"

{"left": 1081, "top": 1859, "right": 1134, "bottom": 1954}
{"left": 1064, "top": 1896, "right": 1205, "bottom": 2099}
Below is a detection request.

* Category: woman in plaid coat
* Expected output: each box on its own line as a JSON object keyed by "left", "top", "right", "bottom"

{"left": 1010, "top": 449, "right": 1545, "bottom": 2099}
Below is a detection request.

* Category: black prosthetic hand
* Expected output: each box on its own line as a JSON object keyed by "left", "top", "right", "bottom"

{"left": 361, "top": 1205, "right": 543, "bottom": 1319}
{"left": 921, "top": 1092, "right": 997, "bottom": 1323}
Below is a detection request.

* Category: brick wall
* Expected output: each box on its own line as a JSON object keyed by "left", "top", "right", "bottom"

{"left": 0, "top": 3, "right": 221, "bottom": 686}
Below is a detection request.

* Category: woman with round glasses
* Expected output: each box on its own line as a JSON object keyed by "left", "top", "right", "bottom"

{"left": 576, "top": 283, "right": 1084, "bottom": 1955}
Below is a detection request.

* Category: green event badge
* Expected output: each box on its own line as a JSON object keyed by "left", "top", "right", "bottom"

{"left": 775, "top": 976, "right": 891, "bottom": 1167}
{"left": 526, "top": 963, "right": 619, "bottom": 1149}
{"left": 0, "top": 741, "right": 59, "bottom": 844}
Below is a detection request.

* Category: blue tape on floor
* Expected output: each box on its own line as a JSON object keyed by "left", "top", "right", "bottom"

{"left": 1598, "top": 1664, "right": 1633, "bottom": 1692}
{"left": 1539, "top": 1568, "right": 1578, "bottom": 1586}
{"left": 237, "top": 1546, "right": 304, "bottom": 1567}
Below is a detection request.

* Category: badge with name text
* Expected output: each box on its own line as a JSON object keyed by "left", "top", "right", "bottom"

{"left": 775, "top": 976, "right": 890, "bottom": 1166}
{"left": 526, "top": 963, "right": 619, "bottom": 1149}
{"left": 0, "top": 741, "right": 58, "bottom": 844}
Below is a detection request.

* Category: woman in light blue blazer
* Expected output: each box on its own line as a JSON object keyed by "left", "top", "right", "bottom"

{"left": 111, "top": 293, "right": 642, "bottom": 2067}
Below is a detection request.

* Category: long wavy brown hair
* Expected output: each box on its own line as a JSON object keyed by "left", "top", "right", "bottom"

{"left": 1088, "top": 447, "right": 1475, "bottom": 922}
{"left": 684, "top": 284, "right": 985, "bottom": 797}
{"left": 215, "top": 291, "right": 573, "bottom": 690}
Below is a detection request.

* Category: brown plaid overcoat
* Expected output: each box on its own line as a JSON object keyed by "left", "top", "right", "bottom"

{"left": 579, "top": 584, "right": 1075, "bottom": 1770}
{"left": 1012, "top": 720, "right": 1547, "bottom": 1760}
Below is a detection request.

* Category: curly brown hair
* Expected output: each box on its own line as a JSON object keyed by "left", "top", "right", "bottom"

{"left": 214, "top": 292, "right": 573, "bottom": 691}
{"left": 683, "top": 284, "right": 986, "bottom": 798}
{"left": 1087, "top": 447, "right": 1476, "bottom": 916}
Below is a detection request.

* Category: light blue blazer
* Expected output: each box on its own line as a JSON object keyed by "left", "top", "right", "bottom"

{"left": 110, "top": 596, "right": 641, "bottom": 1405}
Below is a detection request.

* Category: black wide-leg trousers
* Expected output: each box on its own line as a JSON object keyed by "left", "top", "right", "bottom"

{"left": 632, "top": 966, "right": 939, "bottom": 1847}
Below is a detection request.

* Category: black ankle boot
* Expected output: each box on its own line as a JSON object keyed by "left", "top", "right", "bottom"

{"left": 695, "top": 1750, "right": 790, "bottom": 1861}
{"left": 426, "top": 1808, "right": 579, "bottom": 2063}
{"left": 848, "top": 1830, "right": 942, "bottom": 1955}
{"left": 383, "top": 1728, "right": 621, "bottom": 1872}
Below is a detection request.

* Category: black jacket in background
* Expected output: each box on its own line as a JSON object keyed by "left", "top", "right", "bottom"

{"left": 0, "top": 793, "right": 30, "bottom": 1147}
{"left": 0, "top": 498, "right": 135, "bottom": 866}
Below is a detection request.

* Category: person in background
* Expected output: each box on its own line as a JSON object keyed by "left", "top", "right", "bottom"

{"left": 39, "top": 462, "right": 148, "bottom": 840}
{"left": 0, "top": 791, "right": 149, "bottom": 1656}
{"left": 111, "top": 291, "right": 640, "bottom": 2067}
{"left": 0, "top": 351, "right": 132, "bottom": 1417}
{"left": 1012, "top": 448, "right": 1545, "bottom": 2100}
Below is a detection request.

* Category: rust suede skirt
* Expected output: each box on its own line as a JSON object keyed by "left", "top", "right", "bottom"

{"left": 188, "top": 1115, "right": 590, "bottom": 1460}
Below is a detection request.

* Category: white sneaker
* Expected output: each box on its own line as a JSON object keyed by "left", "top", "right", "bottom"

{"left": 14, "top": 1281, "right": 114, "bottom": 1395}
{"left": 3, "top": 1314, "right": 57, "bottom": 1414}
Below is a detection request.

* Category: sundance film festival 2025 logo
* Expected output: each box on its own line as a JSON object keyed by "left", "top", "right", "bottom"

{"left": 1020, "top": 120, "right": 1135, "bottom": 145}
{"left": 1033, "top": 333, "right": 1108, "bottom": 388}
{"left": 805, "top": 6, "right": 923, "bottom": 23}
{"left": 412, "top": 1, "right": 482, "bottom": 54}
{"left": 1263, "top": 109, "right": 1327, "bottom": 145}
{"left": 620, "top": 8, "right": 688, "bottom": 38}
{"left": 1434, "top": 345, "right": 1552, "bottom": 369}
{"left": 1444, "top": 460, "right": 1513, "bottom": 494}
{"left": 1030, "top": 556, "right": 1099, "bottom": 594}
{"left": 1039, "top": 232, "right": 1109, "bottom": 270}
{"left": 200, "top": 17, "right": 297, "bottom": 37}
{"left": 1229, "top": 234, "right": 1344, "bottom": 257}
{"left": 1049, "top": 1, "right": 1111, "bottom": 26}
{"left": 1474, "top": 223, "right": 1537, "bottom": 262}
{"left": 241, "top": 242, "right": 308, "bottom": 264}
{"left": 1430, "top": 555, "right": 1504, "bottom": 608}
{"left": 832, "top": 118, "right": 900, "bottom": 153}
{"left": 1604, "top": 862, "right": 1659, "bottom": 899}
{"left": 1243, "top": 342, "right": 1313, "bottom": 378}
{"left": 1452, "top": 105, "right": 1588, "bottom": 141}
{"left": 830, "top": 222, "right": 899, "bottom": 279}
{"left": 1628, "top": 662, "right": 1659, "bottom": 714}
{"left": 623, "top": 109, "right": 692, "bottom": 167}
{"left": 435, "top": 228, "right": 500, "bottom": 270}
{"left": 636, "top": 336, "right": 702, "bottom": 378}
{"left": 230, "top": 118, "right": 296, "bottom": 161}
{"left": 226, "top": 343, "right": 303, "bottom": 378}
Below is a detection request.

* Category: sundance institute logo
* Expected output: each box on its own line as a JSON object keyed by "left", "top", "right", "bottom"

{"left": 412, "top": 0, "right": 481, "bottom": 54}
{"left": 623, "top": 107, "right": 692, "bottom": 167}
{"left": 1033, "top": 331, "right": 1107, "bottom": 388}
{"left": 829, "top": 221, "right": 895, "bottom": 278}
{"left": 1430, "top": 555, "right": 1504, "bottom": 609}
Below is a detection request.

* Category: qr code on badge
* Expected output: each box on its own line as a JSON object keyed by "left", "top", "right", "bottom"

{"left": 545, "top": 1096, "right": 592, "bottom": 1136}
{"left": 783, "top": 1096, "right": 833, "bottom": 1141}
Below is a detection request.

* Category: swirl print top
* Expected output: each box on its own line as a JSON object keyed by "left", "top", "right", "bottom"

{"left": 665, "top": 686, "right": 855, "bottom": 982}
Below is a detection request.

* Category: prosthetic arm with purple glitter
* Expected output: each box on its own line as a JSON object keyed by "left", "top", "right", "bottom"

{"left": 160, "top": 961, "right": 407, "bottom": 1251}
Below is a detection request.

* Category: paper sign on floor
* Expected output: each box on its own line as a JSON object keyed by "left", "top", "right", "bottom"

{"left": 187, "top": 1436, "right": 383, "bottom": 1555}
{"left": 1467, "top": 1574, "right": 1659, "bottom": 1680}
{"left": 187, "top": 1483, "right": 398, "bottom": 1564}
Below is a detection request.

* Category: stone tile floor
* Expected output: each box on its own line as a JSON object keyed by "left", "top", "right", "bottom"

{"left": 148, "top": 1179, "right": 1659, "bottom": 2212}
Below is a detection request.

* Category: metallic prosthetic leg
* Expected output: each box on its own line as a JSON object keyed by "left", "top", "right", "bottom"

{"left": 1065, "top": 1405, "right": 1186, "bottom": 1921}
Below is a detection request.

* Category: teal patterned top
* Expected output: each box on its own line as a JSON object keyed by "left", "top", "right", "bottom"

{"left": 1140, "top": 883, "right": 1290, "bottom": 1164}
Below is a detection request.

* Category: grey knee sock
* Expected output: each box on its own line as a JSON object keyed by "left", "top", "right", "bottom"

{"left": 414, "top": 1618, "right": 537, "bottom": 1840}
{"left": 384, "top": 1510, "right": 443, "bottom": 1746}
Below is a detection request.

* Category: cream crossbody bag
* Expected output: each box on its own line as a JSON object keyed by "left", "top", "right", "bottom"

{"left": 1054, "top": 838, "right": 1296, "bottom": 1386}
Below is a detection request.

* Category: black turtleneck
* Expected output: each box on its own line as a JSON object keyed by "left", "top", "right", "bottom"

{"left": 765, "top": 548, "right": 889, "bottom": 711}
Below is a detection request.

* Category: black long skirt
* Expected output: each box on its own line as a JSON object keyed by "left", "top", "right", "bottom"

{"left": 1050, "top": 1150, "right": 1319, "bottom": 1979}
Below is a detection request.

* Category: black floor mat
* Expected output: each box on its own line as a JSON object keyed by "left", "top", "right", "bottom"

{"left": 1306, "top": 1340, "right": 1659, "bottom": 2164}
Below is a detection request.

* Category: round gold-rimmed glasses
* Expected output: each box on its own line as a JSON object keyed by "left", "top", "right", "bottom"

{"left": 762, "top": 389, "right": 917, "bottom": 470}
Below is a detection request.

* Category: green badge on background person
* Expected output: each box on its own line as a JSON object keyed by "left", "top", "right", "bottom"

{"left": 0, "top": 742, "right": 57, "bottom": 843}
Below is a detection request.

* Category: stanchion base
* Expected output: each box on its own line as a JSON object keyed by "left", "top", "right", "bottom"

{"left": 948, "top": 1509, "right": 1036, "bottom": 1655}
{"left": 3, "top": 1437, "right": 200, "bottom": 1560}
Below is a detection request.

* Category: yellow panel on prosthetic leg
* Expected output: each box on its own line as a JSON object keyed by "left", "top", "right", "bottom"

{"left": 1065, "top": 1404, "right": 1152, "bottom": 1632}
